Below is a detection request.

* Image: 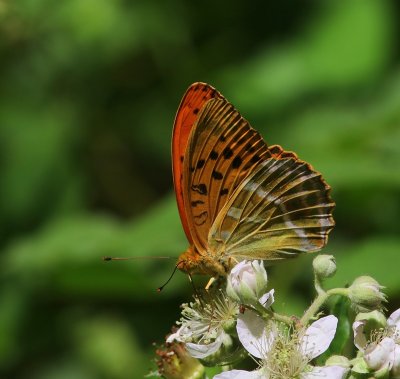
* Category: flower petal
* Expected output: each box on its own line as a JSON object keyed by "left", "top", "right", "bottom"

{"left": 364, "top": 337, "right": 395, "bottom": 371}
{"left": 214, "top": 369, "right": 264, "bottom": 379}
{"left": 301, "top": 365, "right": 349, "bottom": 379}
{"left": 259, "top": 289, "right": 275, "bottom": 309}
{"left": 301, "top": 315, "right": 338, "bottom": 359}
{"left": 392, "top": 344, "right": 400, "bottom": 377}
{"left": 352, "top": 319, "right": 367, "bottom": 350}
{"left": 185, "top": 337, "right": 222, "bottom": 359}
{"left": 166, "top": 326, "right": 183, "bottom": 343}
{"left": 236, "top": 309, "right": 272, "bottom": 359}
{"left": 388, "top": 308, "right": 400, "bottom": 334}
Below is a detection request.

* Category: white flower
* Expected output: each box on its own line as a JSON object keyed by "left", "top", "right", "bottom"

{"left": 259, "top": 289, "right": 275, "bottom": 309}
{"left": 364, "top": 337, "right": 395, "bottom": 371}
{"left": 393, "top": 344, "right": 400, "bottom": 377}
{"left": 214, "top": 370, "right": 264, "bottom": 379}
{"left": 215, "top": 311, "right": 347, "bottom": 379}
{"left": 226, "top": 260, "right": 269, "bottom": 306}
{"left": 167, "top": 290, "right": 238, "bottom": 359}
{"left": 353, "top": 308, "right": 400, "bottom": 375}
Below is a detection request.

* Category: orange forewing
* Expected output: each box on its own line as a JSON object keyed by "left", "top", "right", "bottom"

{"left": 172, "top": 83, "right": 223, "bottom": 243}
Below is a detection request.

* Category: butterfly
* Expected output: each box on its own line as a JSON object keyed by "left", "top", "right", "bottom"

{"left": 172, "top": 82, "right": 334, "bottom": 277}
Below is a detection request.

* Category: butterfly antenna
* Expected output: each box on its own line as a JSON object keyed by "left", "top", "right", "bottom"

{"left": 103, "top": 256, "right": 171, "bottom": 261}
{"left": 157, "top": 261, "right": 184, "bottom": 292}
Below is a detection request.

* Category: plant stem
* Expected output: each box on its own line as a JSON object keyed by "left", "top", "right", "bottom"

{"left": 253, "top": 303, "right": 293, "bottom": 325}
{"left": 300, "top": 287, "right": 349, "bottom": 325}
{"left": 300, "top": 291, "right": 329, "bottom": 325}
{"left": 314, "top": 273, "right": 325, "bottom": 296}
{"left": 268, "top": 310, "right": 293, "bottom": 325}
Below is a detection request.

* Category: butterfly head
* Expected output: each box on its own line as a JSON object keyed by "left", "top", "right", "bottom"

{"left": 177, "top": 245, "right": 228, "bottom": 277}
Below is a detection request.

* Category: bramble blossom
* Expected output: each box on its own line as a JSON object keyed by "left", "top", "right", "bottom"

{"left": 215, "top": 311, "right": 347, "bottom": 379}
{"left": 167, "top": 290, "right": 238, "bottom": 359}
{"left": 353, "top": 308, "right": 400, "bottom": 376}
{"left": 226, "top": 260, "right": 269, "bottom": 307}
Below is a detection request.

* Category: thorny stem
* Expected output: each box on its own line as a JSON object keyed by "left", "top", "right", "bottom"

{"left": 267, "top": 309, "right": 294, "bottom": 326}
{"left": 253, "top": 302, "right": 294, "bottom": 326}
{"left": 300, "top": 287, "right": 349, "bottom": 326}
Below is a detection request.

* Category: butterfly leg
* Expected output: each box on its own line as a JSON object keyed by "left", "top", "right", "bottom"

{"left": 205, "top": 277, "right": 216, "bottom": 290}
{"left": 188, "top": 273, "right": 204, "bottom": 306}
{"left": 227, "top": 256, "right": 239, "bottom": 272}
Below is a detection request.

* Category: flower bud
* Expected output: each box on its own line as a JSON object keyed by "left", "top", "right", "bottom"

{"left": 226, "top": 260, "right": 268, "bottom": 306}
{"left": 156, "top": 341, "right": 205, "bottom": 379}
{"left": 313, "top": 254, "right": 337, "bottom": 279}
{"left": 325, "top": 355, "right": 351, "bottom": 368}
{"left": 349, "top": 276, "right": 386, "bottom": 313}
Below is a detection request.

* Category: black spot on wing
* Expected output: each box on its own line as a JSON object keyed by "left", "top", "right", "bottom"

{"left": 194, "top": 211, "right": 208, "bottom": 226}
{"left": 223, "top": 147, "right": 233, "bottom": 159}
{"left": 193, "top": 108, "right": 199, "bottom": 115}
{"left": 212, "top": 171, "right": 223, "bottom": 180}
{"left": 191, "top": 183, "right": 208, "bottom": 195}
{"left": 232, "top": 156, "right": 242, "bottom": 169}
{"left": 210, "top": 150, "right": 218, "bottom": 160}
{"left": 220, "top": 188, "right": 229, "bottom": 196}
{"left": 196, "top": 159, "right": 205, "bottom": 169}
{"left": 191, "top": 200, "right": 205, "bottom": 207}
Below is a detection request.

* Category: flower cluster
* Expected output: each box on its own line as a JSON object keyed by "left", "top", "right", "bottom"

{"left": 352, "top": 309, "right": 400, "bottom": 376}
{"left": 166, "top": 289, "right": 238, "bottom": 360}
{"left": 153, "top": 255, "right": 396, "bottom": 379}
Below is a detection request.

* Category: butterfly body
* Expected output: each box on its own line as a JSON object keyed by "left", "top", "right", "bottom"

{"left": 173, "top": 83, "right": 335, "bottom": 277}
{"left": 177, "top": 245, "right": 228, "bottom": 276}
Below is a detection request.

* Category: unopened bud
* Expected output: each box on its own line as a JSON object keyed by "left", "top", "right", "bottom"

{"left": 349, "top": 276, "right": 386, "bottom": 313}
{"left": 226, "top": 260, "right": 268, "bottom": 306}
{"left": 313, "top": 254, "right": 337, "bottom": 279}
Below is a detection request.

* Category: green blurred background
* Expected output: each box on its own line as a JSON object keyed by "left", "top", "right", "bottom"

{"left": 0, "top": 1, "right": 399, "bottom": 378}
